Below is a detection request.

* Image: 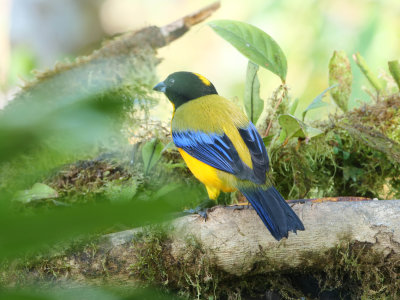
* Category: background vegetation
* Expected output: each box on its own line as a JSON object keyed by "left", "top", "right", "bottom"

{"left": 0, "top": 1, "right": 400, "bottom": 299}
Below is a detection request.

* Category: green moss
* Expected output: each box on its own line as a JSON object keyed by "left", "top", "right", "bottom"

{"left": 44, "top": 157, "right": 135, "bottom": 204}
{"left": 299, "top": 237, "right": 400, "bottom": 299}
{"left": 268, "top": 93, "right": 400, "bottom": 200}
{"left": 127, "top": 228, "right": 400, "bottom": 299}
{"left": 2, "top": 226, "right": 399, "bottom": 299}
{"left": 130, "top": 225, "right": 220, "bottom": 299}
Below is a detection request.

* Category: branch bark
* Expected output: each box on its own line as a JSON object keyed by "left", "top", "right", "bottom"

{"left": 103, "top": 200, "right": 400, "bottom": 276}
{"left": 17, "top": 2, "right": 221, "bottom": 92}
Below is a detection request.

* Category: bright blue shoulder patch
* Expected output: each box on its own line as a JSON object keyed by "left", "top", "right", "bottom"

{"left": 172, "top": 124, "right": 268, "bottom": 185}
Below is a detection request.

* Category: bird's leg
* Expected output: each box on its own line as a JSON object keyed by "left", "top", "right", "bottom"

{"left": 231, "top": 201, "right": 250, "bottom": 206}
{"left": 183, "top": 198, "right": 215, "bottom": 220}
{"left": 184, "top": 185, "right": 220, "bottom": 220}
{"left": 227, "top": 193, "right": 252, "bottom": 210}
{"left": 226, "top": 201, "right": 253, "bottom": 210}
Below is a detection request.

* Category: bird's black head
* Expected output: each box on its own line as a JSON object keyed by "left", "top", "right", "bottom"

{"left": 153, "top": 72, "right": 218, "bottom": 109}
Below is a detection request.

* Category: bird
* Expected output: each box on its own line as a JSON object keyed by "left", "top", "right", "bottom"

{"left": 153, "top": 71, "right": 304, "bottom": 240}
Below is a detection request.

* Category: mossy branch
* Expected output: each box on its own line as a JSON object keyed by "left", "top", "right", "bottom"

{"left": 5, "top": 200, "right": 400, "bottom": 299}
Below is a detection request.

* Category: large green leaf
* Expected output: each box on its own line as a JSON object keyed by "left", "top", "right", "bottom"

{"left": 244, "top": 61, "right": 263, "bottom": 123}
{"left": 209, "top": 20, "right": 287, "bottom": 82}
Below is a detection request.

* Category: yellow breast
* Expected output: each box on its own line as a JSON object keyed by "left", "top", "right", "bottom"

{"left": 178, "top": 148, "right": 236, "bottom": 195}
{"left": 173, "top": 95, "right": 253, "bottom": 169}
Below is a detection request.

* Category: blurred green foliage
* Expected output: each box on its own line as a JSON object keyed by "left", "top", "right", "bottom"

{"left": 236, "top": 0, "right": 400, "bottom": 116}
{"left": 0, "top": 55, "right": 192, "bottom": 256}
{"left": 0, "top": 29, "right": 197, "bottom": 299}
{"left": 6, "top": 46, "right": 37, "bottom": 87}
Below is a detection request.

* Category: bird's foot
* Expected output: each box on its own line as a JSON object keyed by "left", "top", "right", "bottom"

{"left": 183, "top": 199, "right": 215, "bottom": 220}
{"left": 184, "top": 207, "right": 209, "bottom": 220}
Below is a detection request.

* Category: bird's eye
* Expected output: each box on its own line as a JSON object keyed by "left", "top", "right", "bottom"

{"left": 168, "top": 78, "right": 175, "bottom": 85}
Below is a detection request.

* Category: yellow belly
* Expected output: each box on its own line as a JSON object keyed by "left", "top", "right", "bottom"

{"left": 178, "top": 148, "right": 236, "bottom": 199}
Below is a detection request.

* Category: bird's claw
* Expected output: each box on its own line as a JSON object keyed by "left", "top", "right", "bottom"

{"left": 183, "top": 207, "right": 209, "bottom": 220}
{"left": 183, "top": 199, "right": 214, "bottom": 220}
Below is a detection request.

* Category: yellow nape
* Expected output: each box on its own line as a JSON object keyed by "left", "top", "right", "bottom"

{"left": 193, "top": 73, "right": 211, "bottom": 86}
{"left": 178, "top": 148, "right": 236, "bottom": 199}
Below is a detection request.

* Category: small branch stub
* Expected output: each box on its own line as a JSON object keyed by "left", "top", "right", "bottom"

{"left": 160, "top": 2, "right": 221, "bottom": 44}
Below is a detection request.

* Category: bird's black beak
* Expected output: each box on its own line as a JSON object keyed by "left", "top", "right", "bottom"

{"left": 153, "top": 81, "right": 167, "bottom": 93}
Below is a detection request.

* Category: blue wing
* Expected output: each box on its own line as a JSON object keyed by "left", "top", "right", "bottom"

{"left": 172, "top": 122, "right": 268, "bottom": 184}
{"left": 238, "top": 123, "right": 269, "bottom": 182}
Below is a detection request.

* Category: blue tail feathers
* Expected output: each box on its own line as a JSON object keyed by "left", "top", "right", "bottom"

{"left": 240, "top": 186, "right": 305, "bottom": 240}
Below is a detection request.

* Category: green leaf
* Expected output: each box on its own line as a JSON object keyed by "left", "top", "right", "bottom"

{"left": 388, "top": 60, "right": 400, "bottom": 90}
{"left": 329, "top": 50, "right": 352, "bottom": 112}
{"left": 342, "top": 151, "right": 350, "bottom": 160}
{"left": 14, "top": 183, "right": 58, "bottom": 204}
{"left": 209, "top": 20, "right": 287, "bottom": 82}
{"left": 334, "top": 134, "right": 343, "bottom": 147}
{"left": 244, "top": 61, "right": 264, "bottom": 123}
{"left": 262, "top": 135, "right": 274, "bottom": 147}
{"left": 278, "top": 114, "right": 323, "bottom": 142}
{"left": 353, "top": 52, "right": 384, "bottom": 92}
{"left": 333, "top": 147, "right": 339, "bottom": 155}
{"left": 302, "top": 85, "right": 338, "bottom": 121}
{"left": 162, "top": 140, "right": 176, "bottom": 151}
{"left": 279, "top": 114, "right": 304, "bottom": 139}
{"left": 289, "top": 98, "right": 299, "bottom": 115}
{"left": 304, "top": 125, "right": 324, "bottom": 139}
{"left": 142, "top": 138, "right": 164, "bottom": 175}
